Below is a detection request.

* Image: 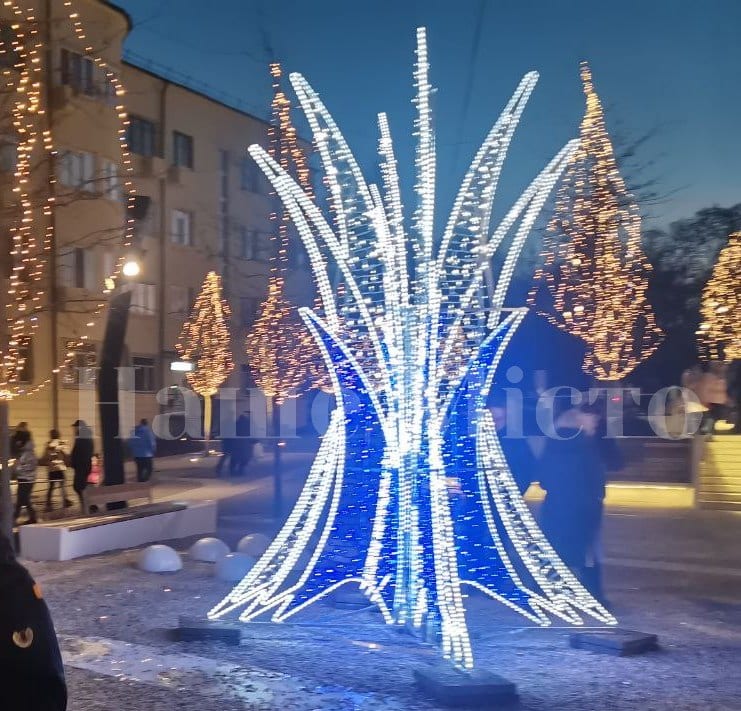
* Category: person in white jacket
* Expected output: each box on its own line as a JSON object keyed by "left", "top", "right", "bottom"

{"left": 13, "top": 431, "right": 37, "bottom": 525}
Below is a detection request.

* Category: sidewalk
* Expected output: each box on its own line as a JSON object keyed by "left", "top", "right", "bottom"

{"left": 146, "top": 450, "right": 316, "bottom": 505}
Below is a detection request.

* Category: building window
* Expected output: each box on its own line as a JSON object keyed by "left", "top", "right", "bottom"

{"left": 288, "top": 237, "right": 307, "bottom": 268}
{"left": 170, "top": 209, "right": 193, "bottom": 246}
{"left": 59, "top": 247, "right": 96, "bottom": 290}
{"left": 57, "top": 150, "right": 95, "bottom": 191}
{"left": 17, "top": 337, "right": 32, "bottom": 384}
{"left": 168, "top": 285, "right": 190, "bottom": 315}
{"left": 132, "top": 355, "right": 156, "bottom": 392}
{"left": 60, "top": 48, "right": 117, "bottom": 105}
{"left": 100, "top": 159, "right": 122, "bottom": 202}
{"left": 129, "top": 283, "right": 157, "bottom": 316}
{"left": 0, "top": 24, "right": 19, "bottom": 69}
{"left": 240, "top": 296, "right": 260, "bottom": 327}
{"left": 60, "top": 48, "right": 94, "bottom": 94}
{"left": 128, "top": 116, "right": 158, "bottom": 157}
{"left": 172, "top": 131, "right": 193, "bottom": 168}
{"left": 236, "top": 226, "right": 256, "bottom": 259}
{"left": 0, "top": 136, "right": 17, "bottom": 172}
{"left": 61, "top": 340, "right": 96, "bottom": 388}
{"left": 240, "top": 157, "right": 265, "bottom": 192}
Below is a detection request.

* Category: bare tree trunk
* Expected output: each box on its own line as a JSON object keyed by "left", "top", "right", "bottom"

{"left": 0, "top": 399, "right": 11, "bottom": 544}
{"left": 203, "top": 394, "right": 212, "bottom": 456}
{"left": 268, "top": 395, "right": 282, "bottom": 518}
{"left": 0, "top": 258, "right": 11, "bottom": 541}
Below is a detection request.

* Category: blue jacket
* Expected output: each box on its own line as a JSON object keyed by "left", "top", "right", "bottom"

{"left": 128, "top": 424, "right": 156, "bottom": 458}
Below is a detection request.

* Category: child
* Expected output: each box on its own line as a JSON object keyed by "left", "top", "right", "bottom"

{"left": 87, "top": 453, "right": 102, "bottom": 487}
{"left": 44, "top": 430, "right": 72, "bottom": 512}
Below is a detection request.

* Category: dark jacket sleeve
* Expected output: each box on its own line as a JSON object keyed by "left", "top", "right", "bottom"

{"left": 0, "top": 536, "right": 67, "bottom": 711}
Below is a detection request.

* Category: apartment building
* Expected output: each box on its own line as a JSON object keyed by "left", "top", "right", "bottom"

{"left": 1, "top": 0, "right": 313, "bottom": 440}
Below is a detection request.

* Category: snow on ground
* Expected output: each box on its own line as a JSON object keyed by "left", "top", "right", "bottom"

{"left": 24, "top": 535, "right": 741, "bottom": 711}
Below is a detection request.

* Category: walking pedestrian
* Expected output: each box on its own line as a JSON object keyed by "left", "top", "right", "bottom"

{"left": 70, "top": 420, "right": 93, "bottom": 513}
{"left": 698, "top": 361, "right": 729, "bottom": 434}
{"left": 128, "top": 418, "right": 156, "bottom": 483}
{"left": 727, "top": 359, "right": 741, "bottom": 434}
{"left": 0, "top": 533, "right": 67, "bottom": 710}
{"left": 13, "top": 431, "right": 37, "bottom": 525}
{"left": 539, "top": 406, "right": 607, "bottom": 602}
{"left": 43, "top": 430, "right": 72, "bottom": 512}
{"left": 487, "top": 389, "right": 537, "bottom": 494}
{"left": 10, "top": 422, "right": 29, "bottom": 459}
{"left": 231, "top": 411, "right": 254, "bottom": 477}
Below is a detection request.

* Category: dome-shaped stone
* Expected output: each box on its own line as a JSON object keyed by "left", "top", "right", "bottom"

{"left": 189, "top": 537, "right": 230, "bottom": 563}
{"left": 236, "top": 533, "right": 270, "bottom": 559}
{"left": 137, "top": 545, "right": 182, "bottom": 573}
{"left": 215, "top": 552, "right": 256, "bottom": 582}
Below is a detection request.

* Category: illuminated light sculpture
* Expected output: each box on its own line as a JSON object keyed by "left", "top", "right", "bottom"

{"left": 528, "top": 62, "right": 662, "bottom": 382}
{"left": 176, "top": 271, "right": 234, "bottom": 444}
{"left": 698, "top": 231, "right": 740, "bottom": 360}
{"left": 211, "top": 29, "right": 615, "bottom": 670}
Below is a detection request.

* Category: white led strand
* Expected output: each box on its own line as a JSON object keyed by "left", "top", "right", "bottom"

{"left": 213, "top": 28, "right": 617, "bottom": 671}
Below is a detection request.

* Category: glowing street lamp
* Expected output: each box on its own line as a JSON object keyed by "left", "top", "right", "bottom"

{"left": 121, "top": 256, "right": 141, "bottom": 278}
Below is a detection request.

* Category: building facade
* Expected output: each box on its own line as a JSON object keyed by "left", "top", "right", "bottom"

{"left": 1, "top": 0, "right": 313, "bottom": 443}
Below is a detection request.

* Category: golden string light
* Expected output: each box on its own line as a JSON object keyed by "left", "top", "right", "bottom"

{"left": 176, "top": 271, "right": 234, "bottom": 437}
{"left": 698, "top": 231, "right": 740, "bottom": 361}
{"left": 245, "top": 62, "right": 326, "bottom": 403}
{"left": 528, "top": 62, "right": 662, "bottom": 381}
{"left": 0, "top": 0, "right": 137, "bottom": 398}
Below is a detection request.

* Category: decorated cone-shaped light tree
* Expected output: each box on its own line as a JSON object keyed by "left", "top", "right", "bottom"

{"left": 246, "top": 63, "right": 327, "bottom": 506}
{"left": 698, "top": 232, "right": 741, "bottom": 360}
{"left": 247, "top": 63, "right": 324, "bottom": 403}
{"left": 210, "top": 29, "right": 616, "bottom": 672}
{"left": 177, "top": 271, "right": 234, "bottom": 453}
{"left": 528, "top": 63, "right": 662, "bottom": 382}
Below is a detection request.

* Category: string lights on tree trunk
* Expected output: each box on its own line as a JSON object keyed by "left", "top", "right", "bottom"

{"left": 0, "top": 0, "right": 136, "bottom": 399}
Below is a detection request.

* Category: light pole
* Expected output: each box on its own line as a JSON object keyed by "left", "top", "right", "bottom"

{"left": 98, "top": 253, "right": 142, "bottom": 490}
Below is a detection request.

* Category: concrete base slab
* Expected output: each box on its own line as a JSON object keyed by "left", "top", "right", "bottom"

{"left": 177, "top": 616, "right": 241, "bottom": 645}
{"left": 19, "top": 500, "right": 217, "bottom": 561}
{"left": 331, "top": 588, "right": 370, "bottom": 610}
{"left": 414, "top": 665, "right": 518, "bottom": 708}
{"left": 569, "top": 628, "right": 659, "bottom": 656}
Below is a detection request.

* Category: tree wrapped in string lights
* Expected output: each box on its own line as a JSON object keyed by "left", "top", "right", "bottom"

{"left": 211, "top": 29, "right": 615, "bottom": 671}
{"left": 0, "top": 2, "right": 134, "bottom": 538}
{"left": 245, "top": 62, "right": 324, "bottom": 404}
{"left": 177, "top": 271, "right": 234, "bottom": 448}
{"left": 698, "top": 231, "right": 740, "bottom": 360}
{"left": 528, "top": 62, "right": 662, "bottom": 382}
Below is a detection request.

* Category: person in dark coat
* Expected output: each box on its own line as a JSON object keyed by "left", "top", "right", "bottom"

{"left": 231, "top": 412, "right": 254, "bottom": 477}
{"left": 0, "top": 534, "right": 67, "bottom": 710}
{"left": 729, "top": 359, "right": 741, "bottom": 434}
{"left": 487, "top": 389, "right": 538, "bottom": 494}
{"left": 539, "top": 406, "right": 608, "bottom": 600}
{"left": 10, "top": 421, "right": 29, "bottom": 459}
{"left": 70, "top": 420, "right": 93, "bottom": 513}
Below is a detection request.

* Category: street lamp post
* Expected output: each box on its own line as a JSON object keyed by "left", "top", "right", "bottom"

{"left": 98, "top": 255, "right": 141, "bottom": 490}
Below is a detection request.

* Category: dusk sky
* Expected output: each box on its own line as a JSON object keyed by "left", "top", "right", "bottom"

{"left": 113, "top": 0, "right": 741, "bottom": 228}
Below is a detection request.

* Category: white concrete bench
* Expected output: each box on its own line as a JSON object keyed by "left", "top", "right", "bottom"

{"left": 19, "top": 499, "right": 217, "bottom": 561}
